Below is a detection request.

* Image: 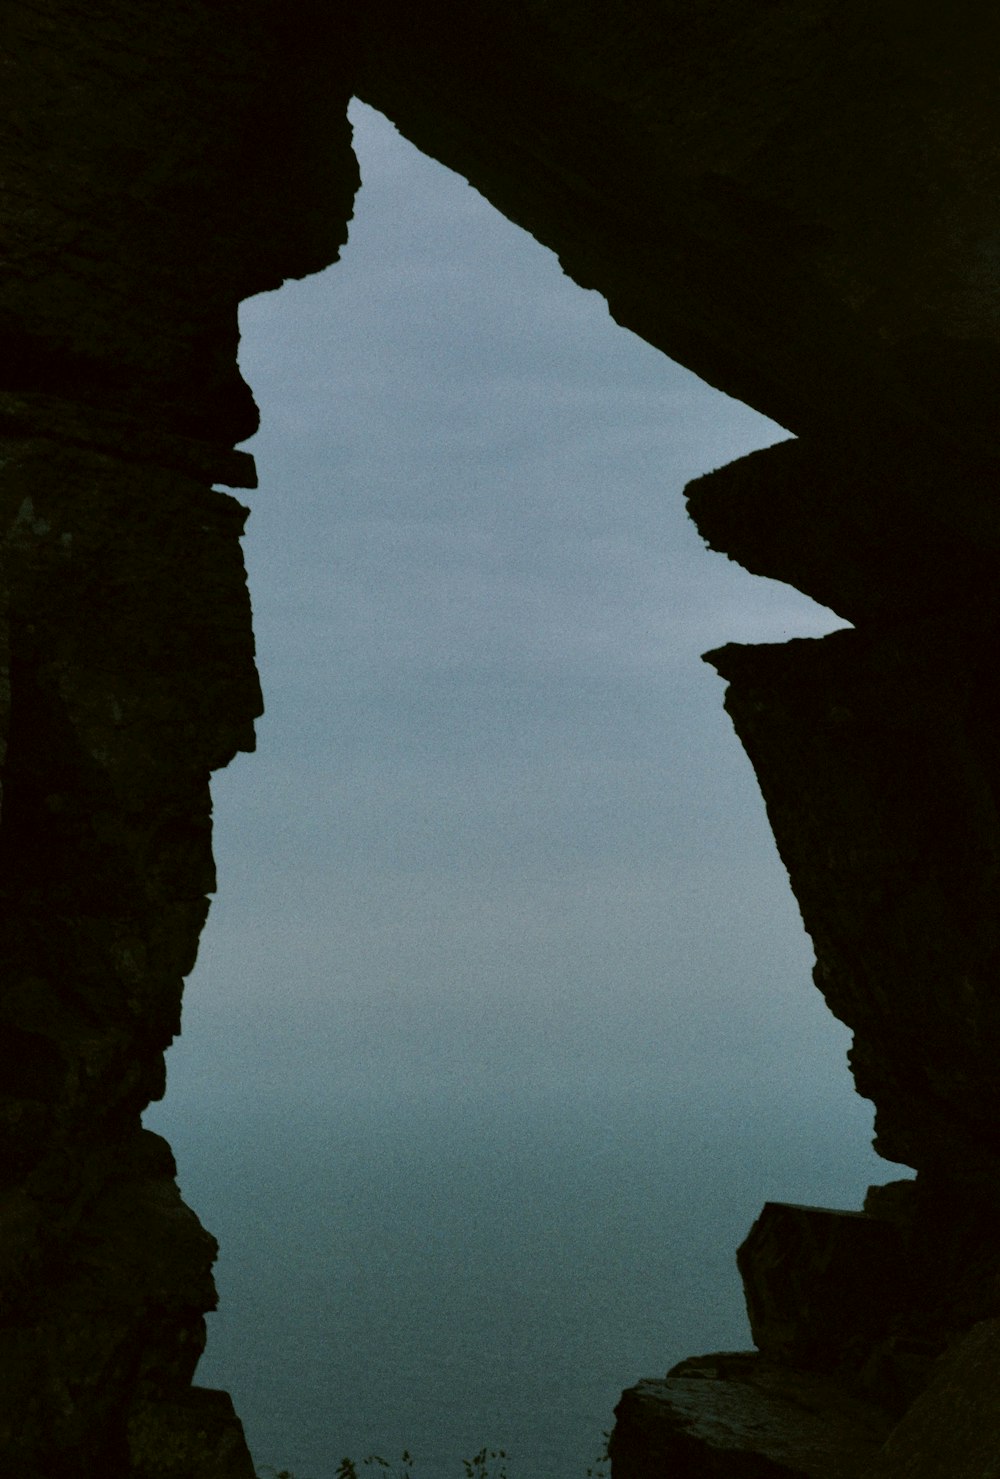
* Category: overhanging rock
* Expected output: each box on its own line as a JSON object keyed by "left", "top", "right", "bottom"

{"left": 610, "top": 1354, "right": 893, "bottom": 1479}
{"left": 3, "top": 1, "right": 1000, "bottom": 1471}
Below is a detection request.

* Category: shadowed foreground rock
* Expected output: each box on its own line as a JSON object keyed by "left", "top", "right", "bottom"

{"left": 3, "top": 1, "right": 357, "bottom": 1468}
{"left": 0, "top": 412, "right": 263, "bottom": 1475}
{"left": 3, "top": 0, "right": 1000, "bottom": 1472}
{"left": 610, "top": 1356, "right": 893, "bottom": 1479}
{"left": 612, "top": 1184, "right": 1000, "bottom": 1475}
{"left": 863, "top": 1321, "right": 1000, "bottom": 1479}
{"left": 735, "top": 1204, "right": 914, "bottom": 1396}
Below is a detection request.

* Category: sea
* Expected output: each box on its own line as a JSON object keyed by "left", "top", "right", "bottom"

{"left": 146, "top": 1077, "right": 888, "bottom": 1479}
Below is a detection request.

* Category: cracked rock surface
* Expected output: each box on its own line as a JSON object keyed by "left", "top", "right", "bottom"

{"left": 3, "top": 1, "right": 999, "bottom": 1472}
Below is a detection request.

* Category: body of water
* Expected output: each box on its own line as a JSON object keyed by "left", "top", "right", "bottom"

{"left": 147, "top": 1079, "right": 887, "bottom": 1479}
{"left": 139, "top": 93, "right": 900, "bottom": 1479}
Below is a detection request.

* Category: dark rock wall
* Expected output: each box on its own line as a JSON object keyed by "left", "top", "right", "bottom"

{"left": 707, "top": 621, "right": 1000, "bottom": 1186}
{"left": 351, "top": 0, "right": 1000, "bottom": 458}
{"left": 3, "top": 2, "right": 358, "bottom": 1471}
{"left": 351, "top": 10, "right": 1000, "bottom": 1463}
{"left": 3, "top": 1, "right": 999, "bottom": 1473}
{"left": 0, "top": 386, "right": 264, "bottom": 1479}
{"left": 4, "top": 0, "right": 357, "bottom": 443}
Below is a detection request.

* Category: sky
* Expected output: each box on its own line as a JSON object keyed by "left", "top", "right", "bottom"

{"left": 155, "top": 97, "right": 874, "bottom": 1152}
{"left": 139, "top": 96, "right": 900, "bottom": 1476}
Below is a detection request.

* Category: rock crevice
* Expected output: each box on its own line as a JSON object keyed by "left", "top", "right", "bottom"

{"left": 3, "top": 1, "right": 999, "bottom": 1472}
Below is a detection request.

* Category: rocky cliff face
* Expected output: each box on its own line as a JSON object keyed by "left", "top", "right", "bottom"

{"left": 3, "top": 3, "right": 358, "bottom": 1472}
{"left": 3, "top": 2, "right": 999, "bottom": 1474}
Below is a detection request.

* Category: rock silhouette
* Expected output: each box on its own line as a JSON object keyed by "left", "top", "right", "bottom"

{"left": 3, "top": 2, "right": 999, "bottom": 1473}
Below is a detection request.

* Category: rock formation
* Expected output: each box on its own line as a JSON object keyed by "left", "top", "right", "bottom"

{"left": 3, "top": 1, "right": 999, "bottom": 1473}
{"left": 3, "top": 3, "right": 358, "bottom": 1472}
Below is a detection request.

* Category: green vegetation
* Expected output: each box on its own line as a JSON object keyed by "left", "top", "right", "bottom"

{"left": 255, "top": 1455, "right": 506, "bottom": 1479}
{"left": 256, "top": 1432, "right": 610, "bottom": 1479}
{"left": 336, "top": 1450, "right": 507, "bottom": 1479}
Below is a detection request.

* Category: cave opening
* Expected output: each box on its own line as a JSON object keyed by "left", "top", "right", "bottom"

{"left": 144, "top": 99, "right": 883, "bottom": 1479}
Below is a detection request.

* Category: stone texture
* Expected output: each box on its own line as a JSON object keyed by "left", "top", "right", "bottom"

{"left": 127, "top": 1388, "right": 256, "bottom": 1479}
{"left": 737, "top": 1204, "right": 908, "bottom": 1375}
{"left": 706, "top": 620, "right": 1000, "bottom": 1187}
{"left": 2, "top": 1, "right": 361, "bottom": 1467}
{"left": 685, "top": 437, "right": 1000, "bottom": 627}
{"left": 0, "top": 425, "right": 264, "bottom": 1473}
{"left": 609, "top": 1354, "right": 893, "bottom": 1479}
{"left": 861, "top": 1320, "right": 1000, "bottom": 1479}
{"left": 3, "top": 1, "right": 1000, "bottom": 1473}
{"left": 733, "top": 1195, "right": 978, "bottom": 1420}
{"left": 3, "top": 0, "right": 359, "bottom": 444}
{"left": 352, "top": 1, "right": 1000, "bottom": 458}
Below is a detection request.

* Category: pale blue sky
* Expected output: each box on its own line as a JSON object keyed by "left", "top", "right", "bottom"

{"left": 144, "top": 96, "right": 890, "bottom": 1479}
{"left": 152, "top": 96, "right": 877, "bottom": 1162}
